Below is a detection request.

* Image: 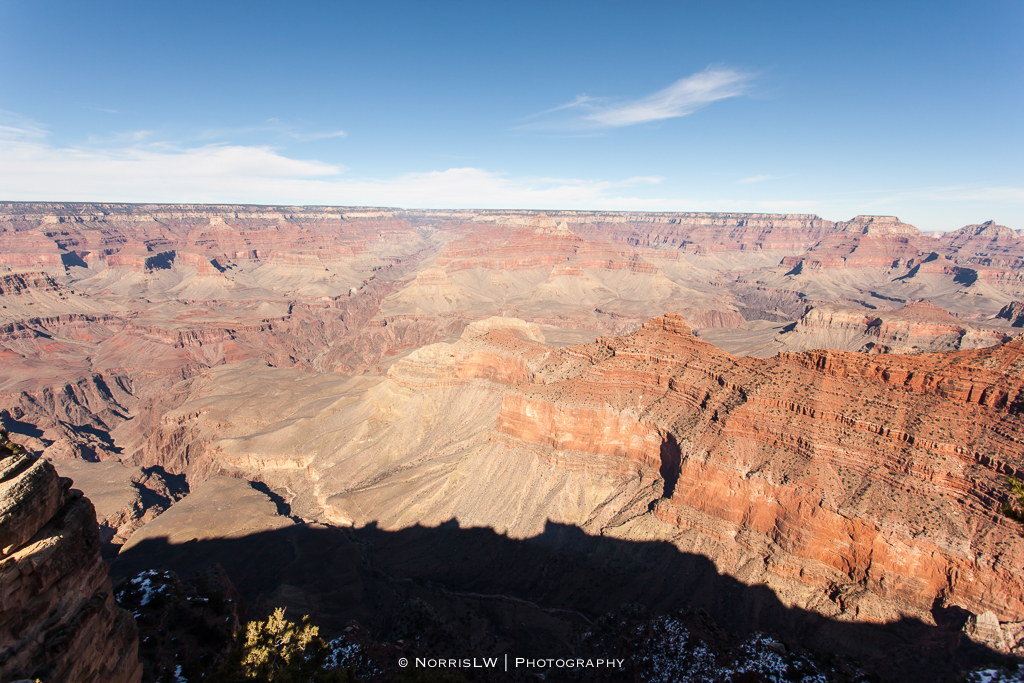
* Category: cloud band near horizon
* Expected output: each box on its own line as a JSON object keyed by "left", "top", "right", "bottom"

{"left": 0, "top": 113, "right": 1019, "bottom": 229}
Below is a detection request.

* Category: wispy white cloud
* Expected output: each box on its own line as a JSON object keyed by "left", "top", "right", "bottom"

{"left": 738, "top": 174, "right": 775, "bottom": 185}
{"left": 0, "top": 131, "right": 678, "bottom": 209}
{"left": 4, "top": 111, "right": 1018, "bottom": 230}
{"left": 621, "top": 176, "right": 664, "bottom": 186}
{"left": 522, "top": 67, "right": 753, "bottom": 130}
{"left": 588, "top": 68, "right": 751, "bottom": 127}
{"left": 0, "top": 110, "right": 48, "bottom": 141}
{"left": 326, "top": 168, "right": 679, "bottom": 209}
{"left": 527, "top": 94, "right": 602, "bottom": 118}
{"left": 286, "top": 129, "right": 348, "bottom": 141}
{"left": 85, "top": 106, "right": 120, "bottom": 114}
{"left": 85, "top": 130, "right": 156, "bottom": 145}
{"left": 0, "top": 121, "right": 346, "bottom": 204}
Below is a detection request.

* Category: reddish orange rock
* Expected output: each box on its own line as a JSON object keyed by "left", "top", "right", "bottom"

{"left": 495, "top": 313, "right": 1024, "bottom": 622}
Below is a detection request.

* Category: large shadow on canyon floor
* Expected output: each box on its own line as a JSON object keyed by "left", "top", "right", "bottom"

{"left": 113, "top": 519, "right": 1013, "bottom": 682}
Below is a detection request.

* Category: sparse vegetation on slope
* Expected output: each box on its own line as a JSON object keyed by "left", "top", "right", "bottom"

{"left": 211, "top": 608, "right": 357, "bottom": 683}
{"left": 1003, "top": 477, "right": 1024, "bottom": 529}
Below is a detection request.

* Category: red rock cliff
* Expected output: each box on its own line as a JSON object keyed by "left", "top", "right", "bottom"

{"left": 496, "top": 313, "right": 1024, "bottom": 623}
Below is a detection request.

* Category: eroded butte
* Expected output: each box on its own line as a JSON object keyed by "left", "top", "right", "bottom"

{"left": 3, "top": 202, "right": 1024, "bottom": 679}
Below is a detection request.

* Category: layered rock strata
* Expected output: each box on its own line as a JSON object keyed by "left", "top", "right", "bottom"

{"left": 997, "top": 301, "right": 1024, "bottom": 327}
{"left": 493, "top": 314, "right": 1024, "bottom": 623}
{"left": 775, "top": 301, "right": 1012, "bottom": 354}
{"left": 164, "top": 313, "right": 1024, "bottom": 634}
{"left": 0, "top": 435, "right": 141, "bottom": 683}
{"left": 3, "top": 203, "right": 1024, "bottom": 484}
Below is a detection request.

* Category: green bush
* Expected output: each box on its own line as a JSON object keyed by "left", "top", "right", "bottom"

{"left": 209, "top": 608, "right": 358, "bottom": 683}
{"left": 0, "top": 429, "right": 25, "bottom": 454}
{"left": 1003, "top": 476, "right": 1024, "bottom": 528}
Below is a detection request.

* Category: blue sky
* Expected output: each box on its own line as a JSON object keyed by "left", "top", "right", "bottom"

{"left": 0, "top": 1, "right": 1021, "bottom": 230}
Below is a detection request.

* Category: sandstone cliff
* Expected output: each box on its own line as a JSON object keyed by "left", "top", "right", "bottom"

{"left": 0, "top": 433, "right": 141, "bottom": 682}
{"left": 941, "top": 221, "right": 1024, "bottom": 269}
{"left": 998, "top": 301, "right": 1024, "bottom": 327}
{"left": 772, "top": 301, "right": 1012, "bottom": 354}
{"left": 493, "top": 314, "right": 1024, "bottom": 623}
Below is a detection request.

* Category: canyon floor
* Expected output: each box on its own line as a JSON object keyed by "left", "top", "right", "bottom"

{"left": 4, "top": 203, "right": 1024, "bottom": 681}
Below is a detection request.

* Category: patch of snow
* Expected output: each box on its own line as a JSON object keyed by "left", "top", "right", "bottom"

{"left": 967, "top": 669, "right": 1024, "bottom": 683}
{"left": 324, "top": 638, "right": 382, "bottom": 678}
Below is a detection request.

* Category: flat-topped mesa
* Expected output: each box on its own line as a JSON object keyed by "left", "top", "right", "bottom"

{"left": 0, "top": 202, "right": 358, "bottom": 223}
{"left": 432, "top": 216, "right": 591, "bottom": 271}
{"left": 939, "top": 221, "right": 1024, "bottom": 270}
{"left": 470, "top": 209, "right": 829, "bottom": 229}
{"left": 0, "top": 437, "right": 141, "bottom": 683}
{"left": 839, "top": 215, "right": 920, "bottom": 237}
{"left": 0, "top": 205, "right": 841, "bottom": 263}
{"left": 943, "top": 220, "right": 1021, "bottom": 246}
{"left": 0, "top": 202, "right": 431, "bottom": 278}
{"left": 562, "top": 212, "right": 837, "bottom": 252}
{"left": 886, "top": 300, "right": 958, "bottom": 322}
{"left": 780, "top": 216, "right": 924, "bottom": 271}
{"left": 494, "top": 313, "right": 1024, "bottom": 623}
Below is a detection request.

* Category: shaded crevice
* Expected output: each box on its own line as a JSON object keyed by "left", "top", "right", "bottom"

{"left": 142, "top": 464, "right": 189, "bottom": 500}
{"left": 247, "top": 479, "right": 301, "bottom": 522}
{"left": 659, "top": 432, "right": 682, "bottom": 499}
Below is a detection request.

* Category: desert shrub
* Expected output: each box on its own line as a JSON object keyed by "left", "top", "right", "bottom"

{"left": 0, "top": 429, "right": 25, "bottom": 454}
{"left": 210, "top": 607, "right": 358, "bottom": 683}
{"left": 1003, "top": 477, "right": 1024, "bottom": 528}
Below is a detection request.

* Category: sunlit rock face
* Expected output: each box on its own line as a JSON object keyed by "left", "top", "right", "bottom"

{"left": 488, "top": 314, "right": 1024, "bottom": 623}
{"left": 774, "top": 301, "right": 1012, "bottom": 354}
{"left": 0, "top": 439, "right": 141, "bottom": 683}
{"left": 140, "top": 312, "right": 1024, "bottom": 636}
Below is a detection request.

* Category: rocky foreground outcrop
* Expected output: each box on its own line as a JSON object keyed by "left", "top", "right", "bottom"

{"left": 0, "top": 434, "right": 141, "bottom": 682}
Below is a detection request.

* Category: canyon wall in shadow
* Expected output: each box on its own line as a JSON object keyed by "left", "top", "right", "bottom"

{"left": 112, "top": 518, "right": 1012, "bottom": 682}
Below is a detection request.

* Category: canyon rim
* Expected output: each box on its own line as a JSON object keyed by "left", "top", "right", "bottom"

{"left": 0, "top": 203, "right": 1023, "bottom": 681}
